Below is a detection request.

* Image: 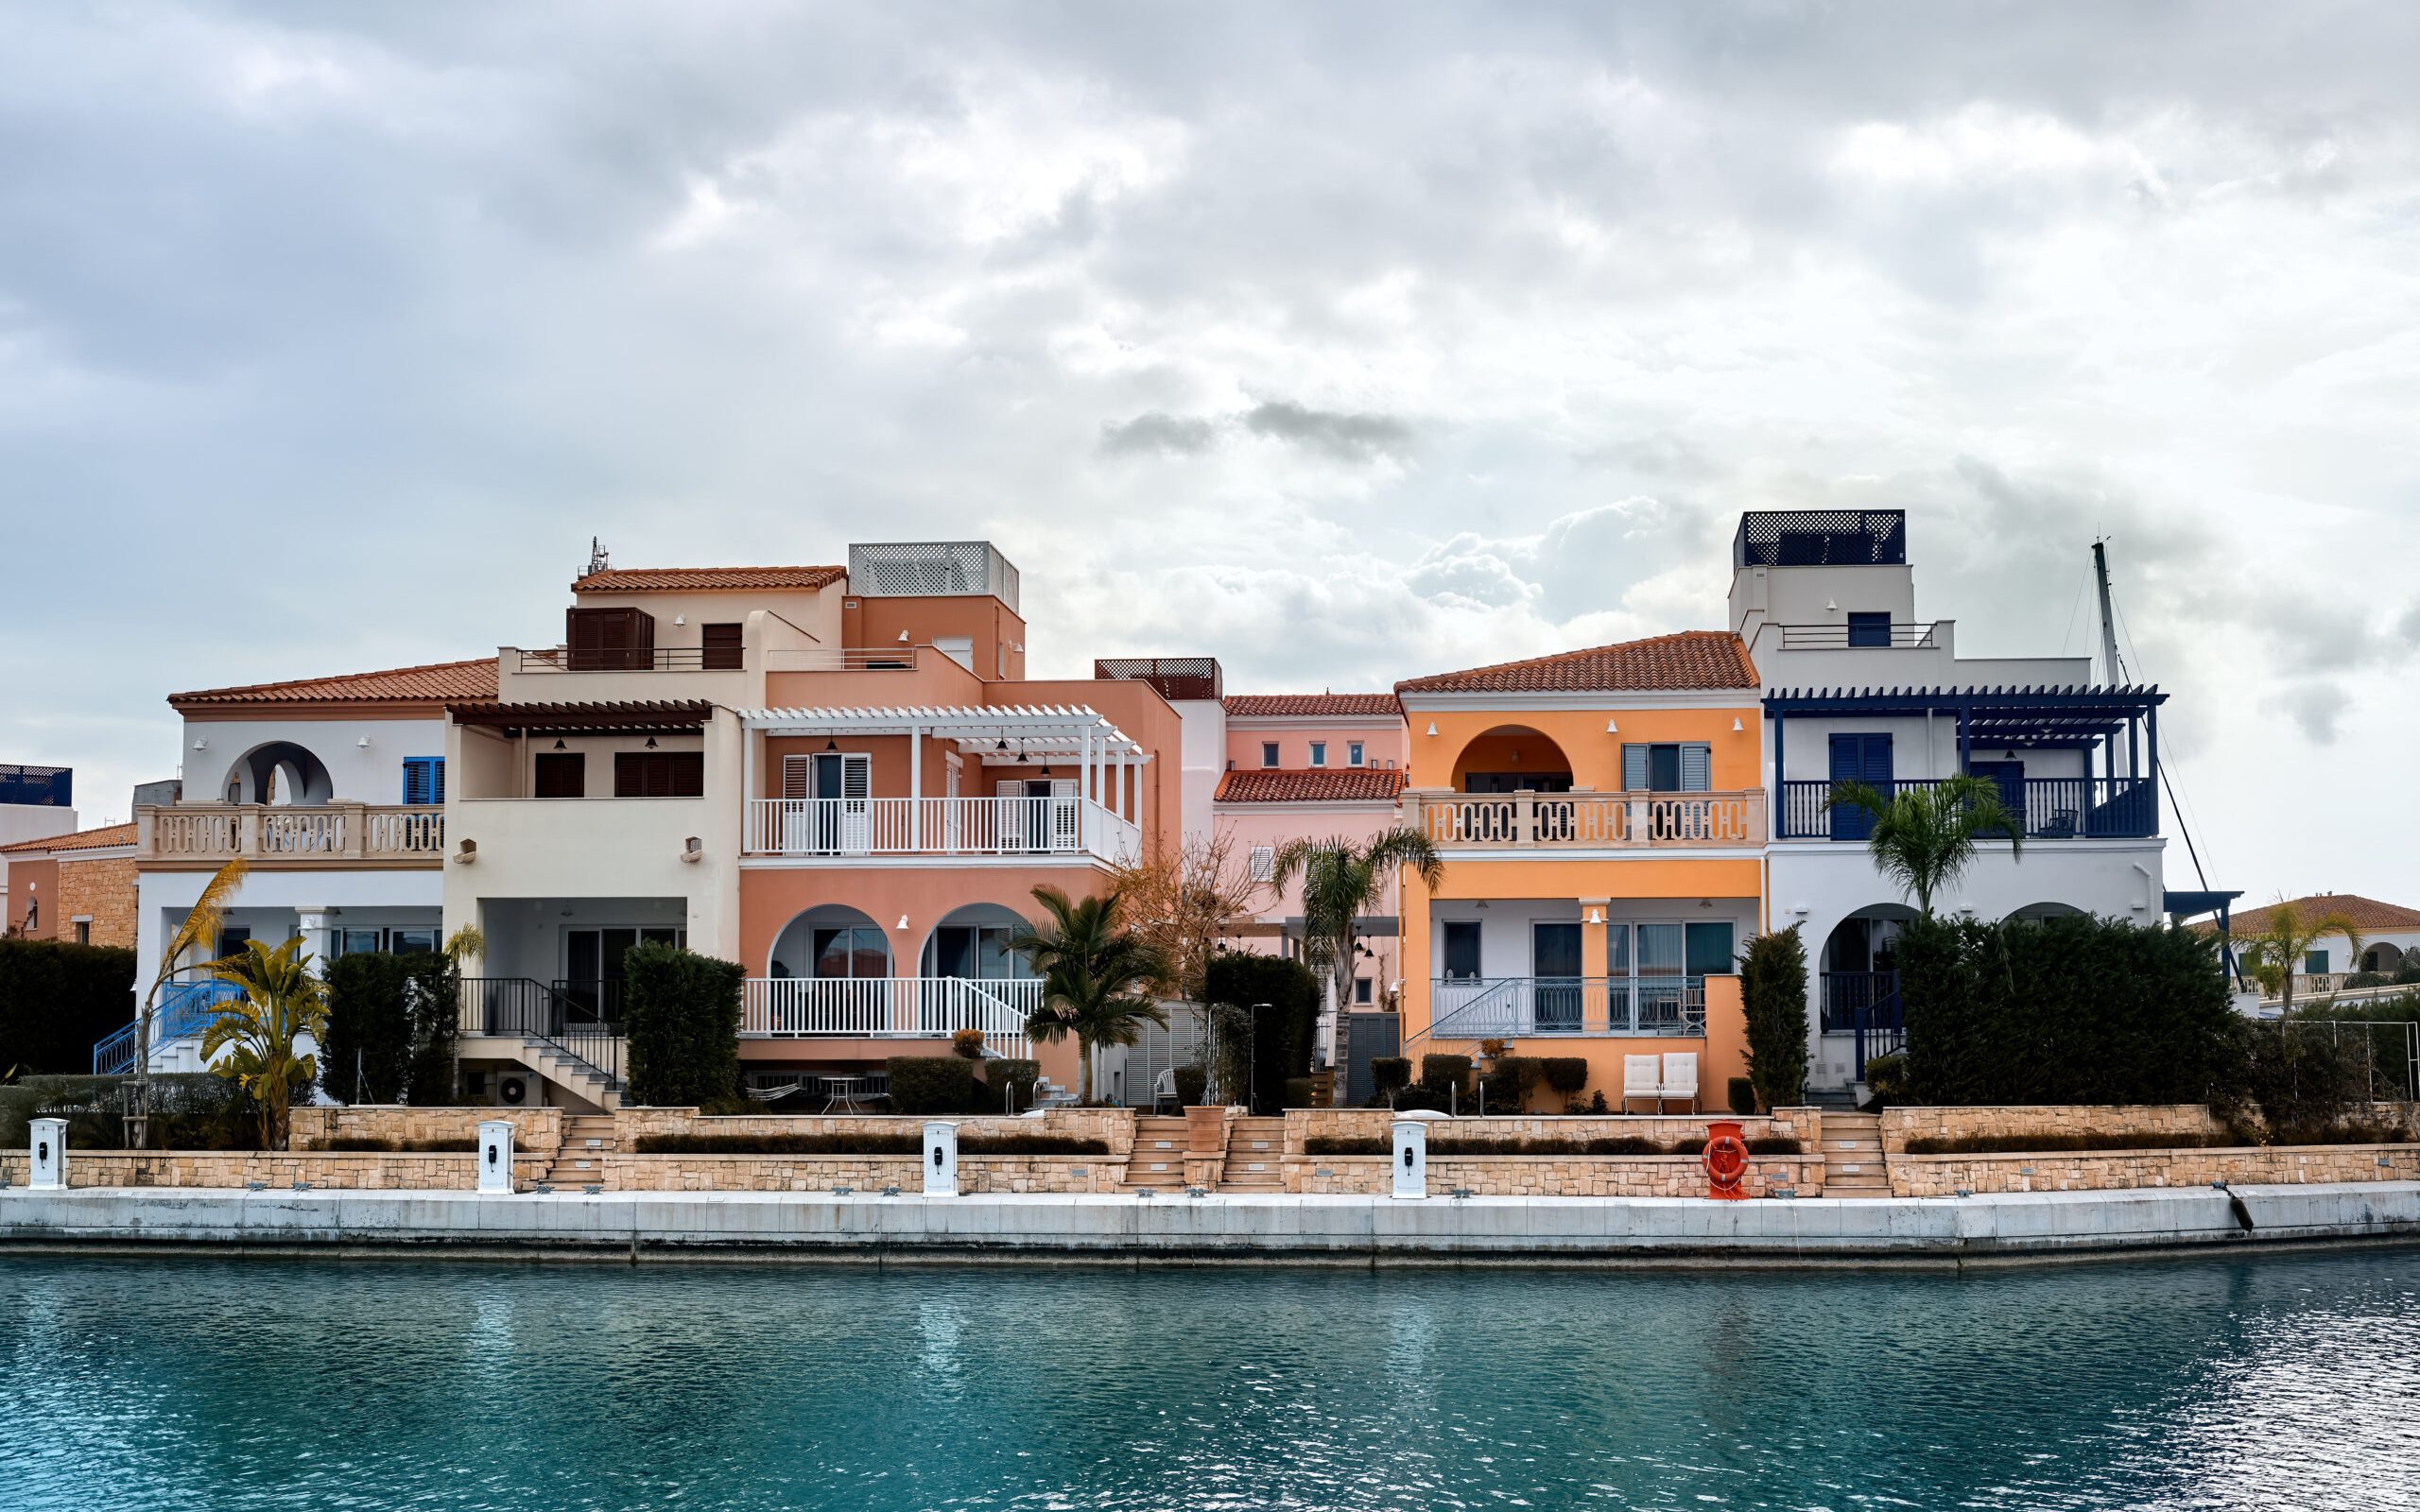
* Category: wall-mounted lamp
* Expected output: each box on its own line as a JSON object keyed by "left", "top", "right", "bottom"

{"left": 356, "top": 735, "right": 372, "bottom": 748}
{"left": 192, "top": 738, "right": 209, "bottom": 751}
{"left": 645, "top": 735, "right": 659, "bottom": 749}
{"left": 452, "top": 838, "right": 477, "bottom": 866}
{"left": 1425, "top": 722, "right": 1438, "bottom": 737}
{"left": 673, "top": 614, "right": 686, "bottom": 626}
{"left": 680, "top": 836, "right": 702, "bottom": 864}
{"left": 896, "top": 915, "right": 909, "bottom": 931}
{"left": 1825, "top": 599, "right": 1839, "bottom": 611}
{"left": 1732, "top": 717, "right": 1744, "bottom": 732}
{"left": 823, "top": 738, "right": 838, "bottom": 753}
{"left": 1585, "top": 906, "right": 1606, "bottom": 925}
{"left": 552, "top": 738, "right": 567, "bottom": 751}
{"left": 1699, "top": 899, "right": 1715, "bottom": 910}
{"left": 897, "top": 630, "right": 911, "bottom": 644}
{"left": 1790, "top": 902, "right": 1810, "bottom": 917}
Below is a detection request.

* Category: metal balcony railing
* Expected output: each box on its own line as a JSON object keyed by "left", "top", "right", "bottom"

{"left": 743, "top": 796, "right": 1140, "bottom": 865}
{"left": 1778, "top": 777, "right": 2156, "bottom": 840}
{"left": 1426, "top": 977, "right": 1708, "bottom": 1040}
{"left": 740, "top": 977, "right": 1043, "bottom": 1059}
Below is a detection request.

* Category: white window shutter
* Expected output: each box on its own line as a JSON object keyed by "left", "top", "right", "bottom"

{"left": 1681, "top": 744, "right": 1712, "bottom": 793}
{"left": 1621, "top": 744, "right": 1649, "bottom": 791}
{"left": 1249, "top": 846, "right": 1275, "bottom": 882}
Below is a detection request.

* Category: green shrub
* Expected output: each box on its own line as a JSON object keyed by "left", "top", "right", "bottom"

{"left": 2241, "top": 1022, "right": 2367, "bottom": 1144}
{"left": 1478, "top": 1055, "right": 1540, "bottom": 1112}
{"left": 631, "top": 1129, "right": 1107, "bottom": 1156}
{"left": 0, "top": 1073, "right": 259, "bottom": 1150}
{"left": 1897, "top": 916, "right": 2239, "bottom": 1107}
{"left": 1541, "top": 1058, "right": 1589, "bottom": 1096}
{"left": 887, "top": 1057, "right": 977, "bottom": 1115}
{"left": 0, "top": 938, "right": 136, "bottom": 1074}
{"left": 1739, "top": 926, "right": 1809, "bottom": 1111}
{"left": 1173, "top": 1064, "right": 1207, "bottom": 1106}
{"left": 981, "top": 1058, "right": 1041, "bottom": 1112}
{"left": 1420, "top": 1054, "right": 1473, "bottom": 1100}
{"left": 1861, "top": 1053, "right": 1910, "bottom": 1104}
{"left": 1283, "top": 1075, "right": 1316, "bottom": 1108}
{"left": 2343, "top": 971, "right": 2393, "bottom": 990}
{"left": 1744, "top": 1136, "right": 1802, "bottom": 1154}
{"left": 622, "top": 944, "right": 744, "bottom": 1108}
{"left": 1371, "top": 1057, "right": 1412, "bottom": 1092}
{"left": 320, "top": 952, "right": 456, "bottom": 1106}
{"left": 315, "top": 1136, "right": 477, "bottom": 1153}
{"left": 959, "top": 1133, "right": 1111, "bottom": 1156}
{"left": 1727, "top": 1076, "right": 1755, "bottom": 1115}
{"left": 1305, "top": 1135, "right": 1387, "bottom": 1155}
{"left": 1206, "top": 953, "right": 1322, "bottom": 1114}
{"left": 1669, "top": 1135, "right": 1707, "bottom": 1155}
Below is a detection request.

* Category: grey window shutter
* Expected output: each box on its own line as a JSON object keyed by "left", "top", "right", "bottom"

{"left": 1681, "top": 744, "right": 1712, "bottom": 793}
{"left": 1621, "top": 744, "right": 1649, "bottom": 791}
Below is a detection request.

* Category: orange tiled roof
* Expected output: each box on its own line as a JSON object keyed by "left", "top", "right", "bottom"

{"left": 1215, "top": 768, "right": 1407, "bottom": 803}
{"left": 1223, "top": 694, "right": 1402, "bottom": 718}
{"left": 572, "top": 565, "right": 846, "bottom": 593}
{"left": 0, "top": 821, "right": 136, "bottom": 856}
{"left": 169, "top": 659, "right": 498, "bottom": 711}
{"left": 2225, "top": 894, "right": 2420, "bottom": 936}
{"left": 1396, "top": 630, "right": 1758, "bottom": 696}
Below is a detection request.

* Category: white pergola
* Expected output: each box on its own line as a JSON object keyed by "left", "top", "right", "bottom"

{"left": 739, "top": 704, "right": 1151, "bottom": 826}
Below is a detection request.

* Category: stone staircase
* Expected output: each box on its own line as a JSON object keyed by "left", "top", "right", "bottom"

{"left": 536, "top": 1114, "right": 619, "bottom": 1191}
{"left": 1820, "top": 1110, "right": 1891, "bottom": 1196}
{"left": 1121, "top": 1116, "right": 1190, "bottom": 1190}
{"left": 1217, "top": 1117, "right": 1286, "bottom": 1193}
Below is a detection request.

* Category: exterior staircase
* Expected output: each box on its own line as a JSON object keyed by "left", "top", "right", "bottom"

{"left": 536, "top": 1114, "right": 619, "bottom": 1191}
{"left": 1820, "top": 1111, "right": 1891, "bottom": 1196}
{"left": 1216, "top": 1117, "right": 1286, "bottom": 1193}
{"left": 518, "top": 1039, "right": 623, "bottom": 1111}
{"left": 1121, "top": 1115, "right": 1190, "bottom": 1190}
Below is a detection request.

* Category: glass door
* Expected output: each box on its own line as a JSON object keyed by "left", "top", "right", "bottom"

{"left": 1635, "top": 922, "right": 1685, "bottom": 1031}
{"left": 1531, "top": 921, "right": 1582, "bottom": 1032}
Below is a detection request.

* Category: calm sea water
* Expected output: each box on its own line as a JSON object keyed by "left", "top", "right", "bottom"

{"left": 4, "top": 1249, "right": 2418, "bottom": 1510}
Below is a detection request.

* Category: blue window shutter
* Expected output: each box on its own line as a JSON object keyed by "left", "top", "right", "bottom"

{"left": 402, "top": 757, "right": 444, "bottom": 806}
{"left": 1621, "top": 744, "right": 1649, "bottom": 790}
{"left": 1680, "top": 744, "right": 1711, "bottom": 793}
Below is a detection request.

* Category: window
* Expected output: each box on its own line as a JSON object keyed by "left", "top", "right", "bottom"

{"left": 1309, "top": 742, "right": 1327, "bottom": 767}
{"left": 391, "top": 928, "right": 439, "bottom": 955}
{"left": 2305, "top": 949, "right": 2330, "bottom": 975}
{"left": 701, "top": 623, "right": 743, "bottom": 670}
{"left": 1443, "top": 920, "right": 1482, "bottom": 981}
{"left": 614, "top": 750, "right": 705, "bottom": 798}
{"left": 337, "top": 929, "right": 383, "bottom": 956}
{"left": 1348, "top": 742, "right": 1365, "bottom": 766}
{"left": 74, "top": 920, "right": 90, "bottom": 946}
{"left": 534, "top": 752, "right": 586, "bottom": 799}
{"left": 1620, "top": 743, "right": 1712, "bottom": 793}
{"left": 1261, "top": 742, "right": 1280, "bottom": 768}
{"left": 402, "top": 756, "right": 445, "bottom": 806}
{"left": 1685, "top": 921, "right": 1737, "bottom": 975}
{"left": 1248, "top": 846, "right": 1275, "bottom": 882}
{"left": 1846, "top": 611, "right": 1892, "bottom": 647}
{"left": 929, "top": 924, "right": 1025, "bottom": 979}
{"left": 1354, "top": 976, "right": 1374, "bottom": 1005}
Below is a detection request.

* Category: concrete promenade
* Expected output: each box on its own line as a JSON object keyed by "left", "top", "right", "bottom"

{"left": 5, "top": 1182, "right": 2418, "bottom": 1264}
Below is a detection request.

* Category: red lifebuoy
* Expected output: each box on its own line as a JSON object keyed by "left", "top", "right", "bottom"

{"left": 1702, "top": 1119, "right": 1749, "bottom": 1200}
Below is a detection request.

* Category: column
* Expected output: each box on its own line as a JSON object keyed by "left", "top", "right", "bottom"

{"left": 908, "top": 723, "right": 923, "bottom": 851}
{"left": 296, "top": 907, "right": 337, "bottom": 971}
{"left": 1580, "top": 899, "right": 1611, "bottom": 1034}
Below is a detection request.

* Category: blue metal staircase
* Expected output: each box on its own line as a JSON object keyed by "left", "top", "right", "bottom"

{"left": 93, "top": 979, "right": 244, "bottom": 1074}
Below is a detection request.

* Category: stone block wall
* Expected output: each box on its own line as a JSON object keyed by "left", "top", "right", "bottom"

{"left": 1892, "top": 1143, "right": 2420, "bottom": 1195}
{"left": 290, "top": 1106, "right": 564, "bottom": 1157}
{"left": 0, "top": 1149, "right": 545, "bottom": 1190}
{"left": 598, "top": 1153, "right": 1118, "bottom": 1194}
{"left": 610, "top": 1106, "right": 1133, "bottom": 1155}
{"left": 1282, "top": 1153, "right": 1824, "bottom": 1197}
{"left": 1879, "top": 1104, "right": 2222, "bottom": 1153}
{"left": 60, "top": 854, "right": 137, "bottom": 948}
{"left": 1284, "top": 1107, "right": 1822, "bottom": 1152}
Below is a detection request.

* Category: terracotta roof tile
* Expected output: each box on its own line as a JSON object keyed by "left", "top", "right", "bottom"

{"left": 2224, "top": 894, "right": 2420, "bottom": 936}
{"left": 1396, "top": 630, "right": 1758, "bottom": 695}
{"left": 169, "top": 659, "right": 498, "bottom": 711}
{"left": 1, "top": 821, "right": 136, "bottom": 856}
{"left": 572, "top": 565, "right": 846, "bottom": 593}
{"left": 1223, "top": 694, "right": 1402, "bottom": 718}
{"left": 1215, "top": 768, "right": 1407, "bottom": 803}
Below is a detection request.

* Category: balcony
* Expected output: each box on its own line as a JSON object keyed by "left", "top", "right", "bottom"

{"left": 1776, "top": 777, "right": 2156, "bottom": 841}
{"left": 1773, "top": 621, "right": 1943, "bottom": 650}
{"left": 743, "top": 796, "right": 1140, "bottom": 865}
{"left": 1404, "top": 790, "right": 1766, "bottom": 850}
{"left": 136, "top": 803, "right": 443, "bottom": 866}
{"left": 1428, "top": 977, "right": 1708, "bottom": 1039}
{"left": 741, "top": 976, "right": 1043, "bottom": 1058}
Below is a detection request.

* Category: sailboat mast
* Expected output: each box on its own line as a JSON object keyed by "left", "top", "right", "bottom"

{"left": 2092, "top": 539, "right": 2126, "bottom": 779}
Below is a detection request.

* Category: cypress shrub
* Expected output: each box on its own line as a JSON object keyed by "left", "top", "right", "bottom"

{"left": 0, "top": 938, "right": 136, "bottom": 1074}
{"left": 321, "top": 952, "right": 430, "bottom": 1104}
{"left": 1739, "top": 926, "right": 1809, "bottom": 1111}
{"left": 1205, "top": 953, "right": 1322, "bottom": 1113}
{"left": 887, "top": 1056, "right": 976, "bottom": 1115}
{"left": 1899, "top": 915, "right": 2241, "bottom": 1107}
{"left": 1727, "top": 1076, "right": 1756, "bottom": 1115}
{"left": 622, "top": 943, "right": 744, "bottom": 1108}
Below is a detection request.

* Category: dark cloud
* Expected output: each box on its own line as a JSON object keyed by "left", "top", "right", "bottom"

{"left": 1241, "top": 401, "right": 1415, "bottom": 462}
{"left": 1099, "top": 412, "right": 1218, "bottom": 455}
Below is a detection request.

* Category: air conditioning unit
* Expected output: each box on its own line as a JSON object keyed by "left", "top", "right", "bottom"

{"left": 497, "top": 1074, "right": 531, "bottom": 1108}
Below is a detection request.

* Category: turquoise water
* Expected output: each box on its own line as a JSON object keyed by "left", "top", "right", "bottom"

{"left": 5, "top": 1251, "right": 2418, "bottom": 1509}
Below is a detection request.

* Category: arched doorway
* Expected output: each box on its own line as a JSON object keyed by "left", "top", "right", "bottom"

{"left": 918, "top": 902, "right": 1044, "bottom": 1052}
{"left": 2006, "top": 902, "right": 2088, "bottom": 923}
{"left": 2360, "top": 942, "right": 2405, "bottom": 975}
{"left": 918, "top": 902, "right": 1036, "bottom": 981}
{"left": 222, "top": 741, "right": 335, "bottom": 807}
{"left": 1450, "top": 725, "right": 1574, "bottom": 794}
{"left": 1819, "top": 904, "right": 1917, "bottom": 1040}
{"left": 764, "top": 904, "right": 895, "bottom": 1036}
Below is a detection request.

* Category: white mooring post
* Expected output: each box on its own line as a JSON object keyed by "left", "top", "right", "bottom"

{"left": 30, "top": 1117, "right": 66, "bottom": 1190}
{"left": 924, "top": 1121, "right": 959, "bottom": 1196}
{"left": 1391, "top": 1119, "right": 1428, "bottom": 1200}
{"left": 477, "top": 1120, "right": 513, "bottom": 1194}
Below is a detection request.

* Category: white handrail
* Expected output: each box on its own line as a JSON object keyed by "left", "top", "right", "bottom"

{"left": 745, "top": 796, "right": 1136, "bottom": 863}
{"left": 740, "top": 976, "right": 1042, "bottom": 1059}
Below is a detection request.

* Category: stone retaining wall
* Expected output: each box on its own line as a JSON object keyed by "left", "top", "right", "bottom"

{"left": 612, "top": 1106, "right": 1134, "bottom": 1155}
{"left": 1285, "top": 1107, "right": 1821, "bottom": 1151}
{"left": 290, "top": 1106, "right": 565, "bottom": 1157}
{"left": 1284, "top": 1153, "right": 1822, "bottom": 1197}
{"left": 1879, "top": 1104, "right": 2222, "bottom": 1153}
{"left": 1892, "top": 1143, "right": 2420, "bottom": 1196}
{"left": 0, "top": 1150, "right": 546, "bottom": 1191}
{"left": 599, "top": 1154, "right": 1119, "bottom": 1194}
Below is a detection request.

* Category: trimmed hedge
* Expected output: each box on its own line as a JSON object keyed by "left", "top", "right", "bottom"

{"left": 1299, "top": 1132, "right": 1806, "bottom": 1157}
{"left": 1727, "top": 1076, "right": 1756, "bottom": 1115}
{"left": 887, "top": 1057, "right": 977, "bottom": 1115}
{"left": 314, "top": 1136, "right": 477, "bottom": 1153}
{"left": 1420, "top": 1054, "right": 1473, "bottom": 1098}
{"left": 624, "top": 944, "right": 744, "bottom": 1108}
{"left": 320, "top": 952, "right": 457, "bottom": 1106}
{"left": 0, "top": 938, "right": 136, "bottom": 1074}
{"left": 1541, "top": 1058, "right": 1589, "bottom": 1096}
{"left": 1205, "top": 953, "right": 1322, "bottom": 1113}
{"left": 1740, "top": 926, "right": 1809, "bottom": 1111}
{"left": 984, "top": 1058, "right": 1041, "bottom": 1113}
{"left": 632, "top": 1131, "right": 1109, "bottom": 1156}
{"left": 1902, "top": 1126, "right": 2411, "bottom": 1155}
{"left": 0, "top": 1073, "right": 259, "bottom": 1150}
{"left": 1371, "top": 1057, "right": 1411, "bottom": 1093}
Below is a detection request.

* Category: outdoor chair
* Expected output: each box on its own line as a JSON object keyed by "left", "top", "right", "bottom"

{"left": 1150, "top": 1067, "right": 1179, "bottom": 1113}
{"left": 1660, "top": 1052, "right": 1700, "bottom": 1114}
{"left": 1621, "top": 1055, "right": 1661, "bottom": 1113}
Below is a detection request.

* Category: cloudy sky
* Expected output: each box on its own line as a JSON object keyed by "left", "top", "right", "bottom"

{"left": 4, "top": 2, "right": 2415, "bottom": 900}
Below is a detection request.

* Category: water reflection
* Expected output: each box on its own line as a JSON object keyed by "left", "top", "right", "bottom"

{"left": 1, "top": 1250, "right": 2415, "bottom": 1510}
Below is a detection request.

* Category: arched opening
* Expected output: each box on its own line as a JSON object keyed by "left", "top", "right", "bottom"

{"left": 2360, "top": 942, "right": 2405, "bottom": 975}
{"left": 2005, "top": 901, "right": 2088, "bottom": 923}
{"left": 221, "top": 741, "right": 335, "bottom": 807}
{"left": 768, "top": 904, "right": 892, "bottom": 981}
{"left": 918, "top": 902, "right": 1037, "bottom": 981}
{"left": 1819, "top": 904, "right": 1917, "bottom": 1035}
{"left": 1450, "top": 725, "right": 1574, "bottom": 794}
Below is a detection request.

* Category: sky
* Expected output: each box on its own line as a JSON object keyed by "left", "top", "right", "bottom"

{"left": 2, "top": 2, "right": 2415, "bottom": 901}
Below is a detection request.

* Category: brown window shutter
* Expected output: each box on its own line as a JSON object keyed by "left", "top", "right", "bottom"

{"left": 614, "top": 751, "right": 646, "bottom": 798}
{"left": 668, "top": 751, "right": 704, "bottom": 797}
{"left": 534, "top": 752, "right": 585, "bottom": 799}
{"left": 567, "top": 607, "right": 655, "bottom": 670}
{"left": 701, "top": 623, "right": 743, "bottom": 670}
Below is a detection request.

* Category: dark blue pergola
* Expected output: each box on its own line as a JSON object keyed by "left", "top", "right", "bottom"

{"left": 1762, "top": 683, "right": 2168, "bottom": 840}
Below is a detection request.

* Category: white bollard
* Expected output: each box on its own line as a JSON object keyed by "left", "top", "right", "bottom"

{"left": 477, "top": 1119, "right": 513, "bottom": 1194}
{"left": 923, "top": 1121, "right": 959, "bottom": 1196}
{"left": 1391, "top": 1118, "right": 1428, "bottom": 1200}
{"left": 30, "top": 1117, "right": 66, "bottom": 1190}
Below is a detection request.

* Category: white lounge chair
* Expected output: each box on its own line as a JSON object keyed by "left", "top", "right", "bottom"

{"left": 1622, "top": 1055, "right": 1661, "bottom": 1113}
{"left": 1150, "top": 1067, "right": 1179, "bottom": 1113}
{"left": 1660, "top": 1052, "right": 1700, "bottom": 1114}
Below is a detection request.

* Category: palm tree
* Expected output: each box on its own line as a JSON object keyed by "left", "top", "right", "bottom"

{"left": 2238, "top": 900, "right": 2364, "bottom": 1014}
{"left": 202, "top": 935, "right": 330, "bottom": 1150}
{"left": 132, "top": 856, "right": 248, "bottom": 1148}
{"left": 1272, "top": 829, "right": 1445, "bottom": 1043}
{"left": 1010, "top": 885, "right": 1170, "bottom": 1104}
{"left": 1826, "top": 774, "right": 2023, "bottom": 916}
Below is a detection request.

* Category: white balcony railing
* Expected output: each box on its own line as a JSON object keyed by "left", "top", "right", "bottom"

{"left": 137, "top": 803, "right": 444, "bottom": 864}
{"left": 740, "top": 976, "right": 1043, "bottom": 1059}
{"left": 1404, "top": 790, "right": 1766, "bottom": 850}
{"left": 743, "top": 796, "right": 1140, "bottom": 865}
